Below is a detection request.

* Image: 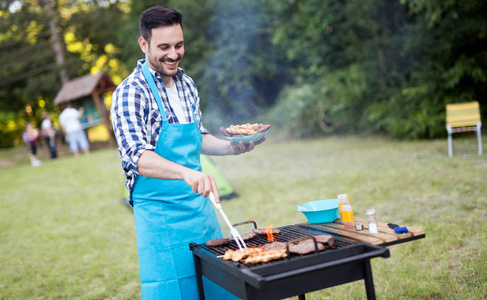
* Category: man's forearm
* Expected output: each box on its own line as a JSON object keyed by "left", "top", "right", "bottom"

{"left": 138, "top": 150, "right": 193, "bottom": 180}
{"left": 137, "top": 149, "right": 221, "bottom": 199}
{"left": 201, "top": 134, "right": 234, "bottom": 156}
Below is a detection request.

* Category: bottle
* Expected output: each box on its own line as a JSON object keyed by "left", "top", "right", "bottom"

{"left": 337, "top": 194, "right": 349, "bottom": 220}
{"left": 341, "top": 203, "right": 354, "bottom": 229}
{"left": 366, "top": 208, "right": 378, "bottom": 234}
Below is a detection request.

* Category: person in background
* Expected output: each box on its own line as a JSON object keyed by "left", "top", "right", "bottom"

{"left": 41, "top": 112, "right": 57, "bottom": 159}
{"left": 59, "top": 102, "right": 90, "bottom": 157}
{"left": 23, "top": 122, "right": 42, "bottom": 167}
{"left": 110, "top": 5, "right": 266, "bottom": 299}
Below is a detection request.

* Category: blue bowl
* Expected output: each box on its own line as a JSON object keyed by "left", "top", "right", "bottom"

{"left": 297, "top": 199, "right": 339, "bottom": 224}
{"left": 223, "top": 129, "right": 270, "bottom": 145}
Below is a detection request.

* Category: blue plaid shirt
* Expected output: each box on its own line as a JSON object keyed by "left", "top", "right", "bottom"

{"left": 111, "top": 59, "right": 209, "bottom": 201}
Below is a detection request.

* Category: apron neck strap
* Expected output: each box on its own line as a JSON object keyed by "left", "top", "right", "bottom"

{"left": 142, "top": 61, "right": 168, "bottom": 122}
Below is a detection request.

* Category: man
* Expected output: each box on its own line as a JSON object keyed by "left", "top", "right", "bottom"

{"left": 110, "top": 6, "right": 265, "bottom": 299}
{"left": 59, "top": 103, "right": 90, "bottom": 156}
{"left": 41, "top": 112, "right": 57, "bottom": 159}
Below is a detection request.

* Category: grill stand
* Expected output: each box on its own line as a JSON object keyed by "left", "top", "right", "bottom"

{"left": 191, "top": 243, "right": 389, "bottom": 300}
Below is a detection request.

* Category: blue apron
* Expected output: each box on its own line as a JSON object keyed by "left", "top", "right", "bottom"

{"left": 132, "top": 62, "right": 238, "bottom": 299}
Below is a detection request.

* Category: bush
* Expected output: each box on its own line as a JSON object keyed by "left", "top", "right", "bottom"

{"left": 266, "top": 65, "right": 369, "bottom": 137}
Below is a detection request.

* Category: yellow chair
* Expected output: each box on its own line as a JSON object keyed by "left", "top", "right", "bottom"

{"left": 446, "top": 101, "right": 482, "bottom": 158}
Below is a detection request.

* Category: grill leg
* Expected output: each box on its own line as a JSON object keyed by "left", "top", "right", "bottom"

{"left": 298, "top": 294, "right": 306, "bottom": 300}
{"left": 363, "top": 260, "right": 376, "bottom": 300}
{"left": 193, "top": 255, "right": 206, "bottom": 300}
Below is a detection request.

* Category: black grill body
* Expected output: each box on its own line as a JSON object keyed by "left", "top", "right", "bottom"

{"left": 190, "top": 225, "right": 390, "bottom": 300}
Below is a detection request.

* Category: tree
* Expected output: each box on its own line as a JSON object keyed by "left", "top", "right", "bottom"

{"left": 0, "top": 1, "right": 72, "bottom": 147}
{"left": 0, "top": 0, "right": 125, "bottom": 147}
{"left": 0, "top": 1, "right": 64, "bottom": 114}
{"left": 266, "top": 0, "right": 410, "bottom": 136}
{"left": 265, "top": 0, "right": 487, "bottom": 138}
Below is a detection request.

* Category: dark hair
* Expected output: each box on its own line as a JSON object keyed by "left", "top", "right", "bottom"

{"left": 139, "top": 6, "right": 183, "bottom": 42}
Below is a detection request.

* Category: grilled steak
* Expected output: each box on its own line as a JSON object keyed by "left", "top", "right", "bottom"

{"left": 263, "top": 242, "right": 287, "bottom": 251}
{"left": 206, "top": 238, "right": 229, "bottom": 247}
{"left": 230, "top": 232, "right": 256, "bottom": 241}
{"left": 252, "top": 228, "right": 281, "bottom": 235}
{"left": 313, "top": 234, "right": 336, "bottom": 249}
{"left": 289, "top": 240, "right": 325, "bottom": 255}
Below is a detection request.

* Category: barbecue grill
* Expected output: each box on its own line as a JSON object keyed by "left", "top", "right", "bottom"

{"left": 190, "top": 222, "right": 390, "bottom": 300}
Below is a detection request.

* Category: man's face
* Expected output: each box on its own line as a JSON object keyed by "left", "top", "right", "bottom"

{"left": 139, "top": 24, "right": 184, "bottom": 83}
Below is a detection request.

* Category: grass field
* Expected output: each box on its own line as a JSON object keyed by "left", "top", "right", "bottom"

{"left": 1, "top": 133, "right": 486, "bottom": 299}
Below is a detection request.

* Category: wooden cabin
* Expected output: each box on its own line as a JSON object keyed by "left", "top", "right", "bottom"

{"left": 53, "top": 71, "right": 117, "bottom": 146}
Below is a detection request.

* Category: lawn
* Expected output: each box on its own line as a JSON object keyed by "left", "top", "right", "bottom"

{"left": 0, "top": 133, "right": 486, "bottom": 299}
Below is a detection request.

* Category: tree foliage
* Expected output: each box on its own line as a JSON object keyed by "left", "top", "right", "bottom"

{"left": 0, "top": 1, "right": 61, "bottom": 114}
{"left": 265, "top": 0, "right": 487, "bottom": 138}
{"left": 0, "top": 0, "right": 486, "bottom": 148}
{"left": 0, "top": 0, "right": 123, "bottom": 147}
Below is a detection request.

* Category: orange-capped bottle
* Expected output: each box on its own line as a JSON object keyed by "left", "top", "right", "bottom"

{"left": 341, "top": 203, "right": 354, "bottom": 229}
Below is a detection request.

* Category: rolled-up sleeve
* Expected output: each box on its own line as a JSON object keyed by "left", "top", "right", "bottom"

{"left": 111, "top": 81, "right": 155, "bottom": 179}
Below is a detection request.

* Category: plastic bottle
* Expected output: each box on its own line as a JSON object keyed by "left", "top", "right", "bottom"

{"left": 366, "top": 208, "right": 378, "bottom": 234}
{"left": 341, "top": 204, "right": 354, "bottom": 229}
{"left": 337, "top": 194, "right": 349, "bottom": 220}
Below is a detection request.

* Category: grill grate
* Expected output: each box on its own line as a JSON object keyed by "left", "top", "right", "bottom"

{"left": 200, "top": 225, "right": 358, "bottom": 268}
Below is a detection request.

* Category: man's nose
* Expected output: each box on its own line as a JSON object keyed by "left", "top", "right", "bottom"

{"left": 167, "top": 48, "right": 178, "bottom": 60}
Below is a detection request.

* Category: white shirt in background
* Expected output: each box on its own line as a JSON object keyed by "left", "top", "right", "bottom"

{"left": 41, "top": 119, "right": 55, "bottom": 136}
{"left": 59, "top": 108, "right": 82, "bottom": 133}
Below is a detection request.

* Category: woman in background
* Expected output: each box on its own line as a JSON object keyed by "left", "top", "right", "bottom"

{"left": 23, "top": 122, "right": 42, "bottom": 167}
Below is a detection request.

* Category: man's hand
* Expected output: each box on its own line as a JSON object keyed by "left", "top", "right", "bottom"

{"left": 138, "top": 150, "right": 221, "bottom": 202}
{"left": 182, "top": 169, "right": 220, "bottom": 203}
{"left": 231, "top": 136, "right": 267, "bottom": 155}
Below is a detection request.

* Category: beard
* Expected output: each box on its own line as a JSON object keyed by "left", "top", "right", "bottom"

{"left": 146, "top": 51, "right": 181, "bottom": 78}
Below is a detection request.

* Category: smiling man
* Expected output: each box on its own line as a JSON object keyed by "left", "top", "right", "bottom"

{"left": 140, "top": 22, "right": 183, "bottom": 85}
{"left": 110, "top": 5, "right": 263, "bottom": 300}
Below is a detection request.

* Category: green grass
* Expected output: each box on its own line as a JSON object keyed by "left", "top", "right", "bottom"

{"left": 1, "top": 134, "right": 486, "bottom": 299}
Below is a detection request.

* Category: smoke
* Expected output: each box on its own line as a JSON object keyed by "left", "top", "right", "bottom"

{"left": 200, "top": 0, "right": 267, "bottom": 130}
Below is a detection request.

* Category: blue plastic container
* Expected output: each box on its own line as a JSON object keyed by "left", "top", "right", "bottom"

{"left": 296, "top": 199, "right": 339, "bottom": 224}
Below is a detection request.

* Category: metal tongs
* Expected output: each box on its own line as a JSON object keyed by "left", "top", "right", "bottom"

{"left": 209, "top": 192, "right": 247, "bottom": 249}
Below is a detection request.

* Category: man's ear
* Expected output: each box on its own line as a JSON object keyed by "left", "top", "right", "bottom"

{"left": 138, "top": 37, "right": 148, "bottom": 54}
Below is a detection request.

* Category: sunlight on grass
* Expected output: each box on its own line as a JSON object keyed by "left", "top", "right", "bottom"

{"left": 0, "top": 134, "right": 486, "bottom": 299}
